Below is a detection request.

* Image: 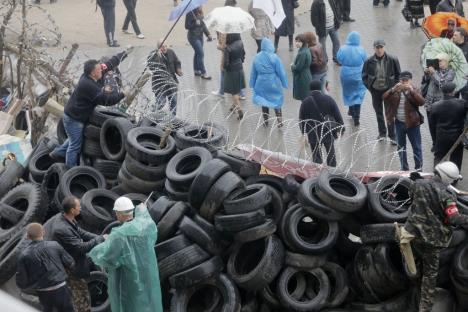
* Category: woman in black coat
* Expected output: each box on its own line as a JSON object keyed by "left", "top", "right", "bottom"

{"left": 275, "top": 0, "right": 296, "bottom": 52}
{"left": 224, "top": 33, "right": 246, "bottom": 120}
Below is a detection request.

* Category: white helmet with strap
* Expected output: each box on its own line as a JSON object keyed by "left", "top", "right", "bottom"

{"left": 435, "top": 161, "right": 462, "bottom": 185}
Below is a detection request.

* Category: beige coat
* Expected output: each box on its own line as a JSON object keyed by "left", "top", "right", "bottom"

{"left": 249, "top": 1, "right": 275, "bottom": 40}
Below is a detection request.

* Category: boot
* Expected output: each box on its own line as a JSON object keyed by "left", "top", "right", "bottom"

{"left": 276, "top": 111, "right": 283, "bottom": 128}
{"left": 262, "top": 108, "right": 269, "bottom": 127}
{"left": 237, "top": 109, "right": 244, "bottom": 120}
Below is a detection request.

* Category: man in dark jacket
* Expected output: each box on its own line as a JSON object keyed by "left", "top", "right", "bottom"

{"left": 299, "top": 80, "right": 344, "bottom": 166}
{"left": 362, "top": 39, "right": 401, "bottom": 142}
{"left": 453, "top": 27, "right": 468, "bottom": 61}
{"left": 16, "top": 223, "right": 75, "bottom": 312}
{"left": 49, "top": 51, "right": 127, "bottom": 167}
{"left": 97, "top": 0, "right": 119, "bottom": 47}
{"left": 44, "top": 197, "right": 106, "bottom": 312}
{"left": 431, "top": 82, "right": 467, "bottom": 169}
{"left": 436, "top": 0, "right": 464, "bottom": 16}
{"left": 147, "top": 39, "right": 182, "bottom": 115}
{"left": 311, "top": 0, "right": 341, "bottom": 64}
{"left": 383, "top": 71, "right": 425, "bottom": 171}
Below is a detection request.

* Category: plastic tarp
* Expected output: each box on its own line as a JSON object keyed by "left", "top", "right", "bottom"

{"left": 0, "top": 135, "right": 32, "bottom": 166}
{"left": 88, "top": 205, "right": 162, "bottom": 312}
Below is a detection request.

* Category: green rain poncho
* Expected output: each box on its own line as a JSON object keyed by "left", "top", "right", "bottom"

{"left": 88, "top": 205, "right": 162, "bottom": 312}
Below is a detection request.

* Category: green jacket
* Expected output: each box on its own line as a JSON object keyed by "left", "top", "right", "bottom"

{"left": 88, "top": 206, "right": 162, "bottom": 312}
{"left": 292, "top": 46, "right": 312, "bottom": 101}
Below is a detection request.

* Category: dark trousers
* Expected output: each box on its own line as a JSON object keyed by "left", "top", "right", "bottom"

{"left": 122, "top": 0, "right": 141, "bottom": 35}
{"left": 349, "top": 105, "right": 361, "bottom": 122}
{"left": 426, "top": 110, "right": 436, "bottom": 146}
{"left": 274, "top": 35, "right": 293, "bottom": 50}
{"left": 255, "top": 39, "right": 262, "bottom": 53}
{"left": 37, "top": 285, "right": 75, "bottom": 312}
{"left": 429, "top": 0, "right": 440, "bottom": 14}
{"left": 434, "top": 132, "right": 464, "bottom": 170}
{"left": 370, "top": 89, "right": 395, "bottom": 139}
{"left": 395, "top": 119, "right": 423, "bottom": 170}
{"left": 308, "top": 133, "right": 337, "bottom": 167}
{"left": 100, "top": 6, "right": 115, "bottom": 45}
{"left": 340, "top": 0, "right": 351, "bottom": 18}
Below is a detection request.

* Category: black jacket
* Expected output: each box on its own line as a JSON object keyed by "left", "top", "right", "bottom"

{"left": 436, "top": 0, "right": 464, "bottom": 17}
{"left": 362, "top": 53, "right": 401, "bottom": 91}
{"left": 224, "top": 40, "right": 245, "bottom": 72}
{"left": 311, "top": 0, "right": 341, "bottom": 38}
{"left": 44, "top": 214, "right": 104, "bottom": 279}
{"left": 64, "top": 52, "right": 126, "bottom": 123}
{"left": 16, "top": 240, "right": 75, "bottom": 291}
{"left": 456, "top": 42, "right": 468, "bottom": 62}
{"left": 432, "top": 95, "right": 467, "bottom": 140}
{"left": 185, "top": 10, "right": 210, "bottom": 38}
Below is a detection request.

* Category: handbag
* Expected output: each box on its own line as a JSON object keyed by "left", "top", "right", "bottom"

{"left": 401, "top": 6, "right": 412, "bottom": 22}
{"left": 420, "top": 76, "right": 430, "bottom": 98}
{"left": 293, "top": 0, "right": 300, "bottom": 9}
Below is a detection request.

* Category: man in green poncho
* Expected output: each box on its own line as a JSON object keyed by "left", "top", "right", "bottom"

{"left": 88, "top": 196, "right": 162, "bottom": 312}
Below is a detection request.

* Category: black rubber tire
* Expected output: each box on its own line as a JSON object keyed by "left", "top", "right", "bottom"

{"left": 215, "top": 210, "right": 266, "bottom": 233}
{"left": 41, "top": 163, "right": 68, "bottom": 213}
{"left": 89, "top": 106, "right": 130, "bottom": 126}
{"left": 156, "top": 201, "right": 188, "bottom": 242}
{"left": 199, "top": 172, "right": 245, "bottom": 222}
{"left": 321, "top": 262, "right": 349, "bottom": 308}
{"left": 316, "top": 171, "right": 367, "bottom": 213}
{"left": 179, "top": 216, "right": 220, "bottom": 255}
{"left": 284, "top": 251, "right": 327, "bottom": 269}
{"left": 245, "top": 175, "right": 285, "bottom": 195}
{"left": 148, "top": 196, "right": 175, "bottom": 223}
{"left": 233, "top": 218, "right": 277, "bottom": 243}
{"left": 170, "top": 273, "right": 240, "bottom": 312}
{"left": 0, "top": 183, "right": 46, "bottom": 243}
{"left": 57, "top": 117, "right": 68, "bottom": 144}
{"left": 0, "top": 230, "right": 28, "bottom": 284}
{"left": 118, "top": 162, "right": 164, "bottom": 194}
{"left": 166, "top": 146, "right": 213, "bottom": 188}
{"left": 188, "top": 159, "right": 231, "bottom": 209}
{"left": 453, "top": 242, "right": 468, "bottom": 280}
{"left": 101, "top": 220, "right": 121, "bottom": 235}
{"left": 80, "top": 189, "right": 119, "bottom": 232}
{"left": 59, "top": 166, "right": 106, "bottom": 200}
{"left": 82, "top": 139, "right": 104, "bottom": 158}
{"left": 123, "top": 153, "right": 166, "bottom": 181}
{"left": 123, "top": 193, "right": 155, "bottom": 208}
{"left": 169, "top": 256, "right": 224, "bottom": 289}
{"left": 174, "top": 122, "right": 227, "bottom": 152}
{"left": 92, "top": 159, "right": 121, "bottom": 180}
{"left": 227, "top": 234, "right": 285, "bottom": 291}
{"left": 215, "top": 150, "right": 260, "bottom": 178}
{"left": 349, "top": 289, "right": 413, "bottom": 311}
{"left": 155, "top": 234, "right": 192, "bottom": 261}
{"left": 164, "top": 179, "right": 189, "bottom": 202}
{"left": 276, "top": 267, "right": 330, "bottom": 312}
{"left": 84, "top": 124, "right": 101, "bottom": 140}
{"left": 264, "top": 185, "right": 284, "bottom": 225}
{"left": 100, "top": 117, "right": 134, "bottom": 161}
{"left": 110, "top": 184, "right": 126, "bottom": 196}
{"left": 28, "top": 146, "right": 58, "bottom": 183}
{"left": 298, "top": 178, "right": 347, "bottom": 221}
{"left": 372, "top": 243, "right": 408, "bottom": 292}
{"left": 360, "top": 224, "right": 399, "bottom": 244}
{"left": 284, "top": 174, "right": 305, "bottom": 195}
{"left": 368, "top": 176, "right": 413, "bottom": 223}
{"left": 0, "top": 160, "right": 25, "bottom": 198}
{"left": 125, "top": 127, "right": 176, "bottom": 165}
{"left": 158, "top": 244, "right": 210, "bottom": 281}
{"left": 223, "top": 184, "right": 272, "bottom": 215}
{"left": 86, "top": 271, "right": 111, "bottom": 312}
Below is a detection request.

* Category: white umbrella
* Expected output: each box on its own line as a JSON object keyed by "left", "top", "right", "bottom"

{"left": 204, "top": 6, "right": 255, "bottom": 34}
{"left": 253, "top": 0, "right": 286, "bottom": 28}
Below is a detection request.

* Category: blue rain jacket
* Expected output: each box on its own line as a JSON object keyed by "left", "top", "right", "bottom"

{"left": 250, "top": 38, "right": 288, "bottom": 109}
{"left": 336, "top": 31, "right": 367, "bottom": 107}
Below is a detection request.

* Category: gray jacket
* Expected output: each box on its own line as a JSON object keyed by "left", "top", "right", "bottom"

{"left": 423, "top": 67, "right": 455, "bottom": 110}
{"left": 249, "top": 1, "right": 274, "bottom": 40}
{"left": 436, "top": 0, "right": 464, "bottom": 17}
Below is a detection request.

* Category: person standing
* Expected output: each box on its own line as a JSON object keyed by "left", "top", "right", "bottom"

{"left": 299, "top": 80, "right": 344, "bottom": 166}
{"left": 373, "top": 0, "right": 390, "bottom": 7}
{"left": 292, "top": 34, "right": 312, "bottom": 101}
{"left": 339, "top": 0, "right": 354, "bottom": 22}
{"left": 49, "top": 52, "right": 128, "bottom": 167}
{"left": 224, "top": 33, "right": 246, "bottom": 120}
{"left": 249, "top": 0, "right": 275, "bottom": 53}
{"left": 97, "top": 0, "right": 119, "bottom": 47}
{"left": 16, "top": 223, "right": 75, "bottom": 312}
{"left": 88, "top": 197, "right": 162, "bottom": 312}
{"left": 121, "top": 0, "right": 145, "bottom": 38}
{"left": 147, "top": 40, "right": 182, "bottom": 115}
{"left": 250, "top": 38, "right": 288, "bottom": 128}
{"left": 440, "top": 19, "right": 456, "bottom": 39}
{"left": 429, "top": 0, "right": 441, "bottom": 14}
{"left": 453, "top": 27, "right": 468, "bottom": 61}
{"left": 436, "top": 0, "right": 464, "bottom": 16}
{"left": 383, "top": 71, "right": 425, "bottom": 171}
{"left": 44, "top": 197, "right": 106, "bottom": 312}
{"left": 305, "top": 31, "right": 328, "bottom": 92}
{"left": 275, "top": 0, "right": 296, "bottom": 52}
{"left": 336, "top": 31, "right": 367, "bottom": 126}
{"left": 406, "top": 0, "right": 424, "bottom": 28}
{"left": 431, "top": 82, "right": 467, "bottom": 170}
{"left": 185, "top": 7, "right": 212, "bottom": 80}
{"left": 362, "top": 39, "right": 401, "bottom": 141}
{"left": 310, "top": 0, "right": 341, "bottom": 65}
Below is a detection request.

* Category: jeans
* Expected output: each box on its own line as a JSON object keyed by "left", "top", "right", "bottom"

{"left": 370, "top": 89, "right": 395, "bottom": 139}
{"left": 349, "top": 104, "right": 361, "bottom": 122}
{"left": 155, "top": 92, "right": 177, "bottom": 116}
{"left": 188, "top": 35, "right": 206, "bottom": 75}
{"left": 37, "top": 285, "right": 74, "bottom": 312}
{"left": 311, "top": 72, "right": 327, "bottom": 93}
{"left": 318, "top": 28, "right": 340, "bottom": 62}
{"left": 122, "top": 0, "right": 141, "bottom": 35}
{"left": 52, "top": 114, "right": 84, "bottom": 167}
{"left": 219, "top": 71, "right": 245, "bottom": 96}
{"left": 395, "top": 119, "right": 423, "bottom": 171}
{"left": 100, "top": 6, "right": 115, "bottom": 44}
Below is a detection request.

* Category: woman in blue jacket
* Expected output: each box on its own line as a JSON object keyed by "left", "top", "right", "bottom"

{"left": 250, "top": 38, "right": 288, "bottom": 127}
{"left": 336, "top": 31, "right": 367, "bottom": 126}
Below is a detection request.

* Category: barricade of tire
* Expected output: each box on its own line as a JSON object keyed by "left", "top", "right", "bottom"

{"left": 0, "top": 106, "right": 466, "bottom": 311}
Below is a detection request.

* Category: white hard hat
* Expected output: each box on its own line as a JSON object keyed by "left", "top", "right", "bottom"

{"left": 435, "top": 161, "right": 462, "bottom": 185}
{"left": 113, "top": 197, "right": 134, "bottom": 212}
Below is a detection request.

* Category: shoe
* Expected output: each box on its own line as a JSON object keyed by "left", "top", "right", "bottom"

{"left": 211, "top": 90, "right": 224, "bottom": 97}
{"left": 354, "top": 120, "right": 360, "bottom": 126}
{"left": 194, "top": 71, "right": 201, "bottom": 76}
{"left": 137, "top": 33, "right": 145, "bottom": 39}
{"left": 390, "top": 140, "right": 397, "bottom": 146}
{"left": 373, "top": 4, "right": 379, "bottom": 7}
{"left": 343, "top": 17, "right": 355, "bottom": 22}
{"left": 262, "top": 120, "right": 269, "bottom": 127}
{"left": 49, "top": 152, "right": 65, "bottom": 162}
{"left": 201, "top": 74, "right": 211, "bottom": 80}
{"left": 376, "top": 134, "right": 386, "bottom": 140}
{"left": 122, "top": 29, "right": 133, "bottom": 34}
{"left": 237, "top": 110, "right": 244, "bottom": 120}
{"left": 109, "top": 41, "right": 120, "bottom": 47}
{"left": 240, "top": 95, "right": 246, "bottom": 100}
{"left": 333, "top": 59, "right": 342, "bottom": 66}
{"left": 414, "top": 21, "right": 421, "bottom": 27}
{"left": 384, "top": 4, "right": 389, "bottom": 7}
{"left": 347, "top": 109, "right": 352, "bottom": 116}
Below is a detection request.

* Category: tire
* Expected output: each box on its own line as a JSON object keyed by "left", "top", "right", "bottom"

{"left": 158, "top": 244, "right": 210, "bottom": 281}
{"left": 41, "top": 163, "right": 67, "bottom": 212}
{"left": 82, "top": 139, "right": 104, "bottom": 158}
{"left": 179, "top": 216, "right": 220, "bottom": 255}
{"left": 214, "top": 210, "right": 266, "bottom": 233}
{"left": 453, "top": 242, "right": 468, "bottom": 280}
{"left": 164, "top": 179, "right": 189, "bottom": 202}
{"left": 284, "top": 251, "right": 327, "bottom": 269}
{"left": 264, "top": 185, "right": 284, "bottom": 225}
{"left": 316, "top": 171, "right": 367, "bottom": 213}
{"left": 245, "top": 175, "right": 285, "bottom": 196}
{"left": 100, "top": 117, "right": 134, "bottom": 161}
{"left": 215, "top": 150, "right": 260, "bottom": 178}
{"left": 86, "top": 271, "right": 111, "bottom": 312}
{"left": 349, "top": 289, "right": 413, "bottom": 311}
{"left": 89, "top": 106, "right": 130, "bottom": 126}
{"left": 110, "top": 184, "right": 126, "bottom": 196}
{"left": 223, "top": 184, "right": 272, "bottom": 215}
{"left": 123, "top": 193, "right": 155, "bottom": 208}
{"left": 0, "top": 183, "right": 46, "bottom": 243}
{"left": 199, "top": 172, "right": 245, "bottom": 222}
{"left": 123, "top": 153, "right": 166, "bottom": 181}
{"left": 166, "top": 146, "right": 213, "bottom": 188}
{"left": 59, "top": 166, "right": 106, "bottom": 200}
{"left": 169, "top": 256, "right": 224, "bottom": 289}
{"left": 283, "top": 174, "right": 305, "bottom": 195}
{"left": 57, "top": 117, "right": 68, "bottom": 144}
{"left": 0, "top": 230, "right": 28, "bottom": 284}
{"left": 0, "top": 160, "right": 25, "bottom": 198}
{"left": 28, "top": 147, "right": 58, "bottom": 183}
{"left": 92, "top": 159, "right": 121, "bottom": 180}
{"left": 189, "top": 159, "right": 231, "bottom": 209}
{"left": 233, "top": 219, "right": 277, "bottom": 243}
{"left": 372, "top": 243, "right": 408, "bottom": 292}
{"left": 84, "top": 124, "right": 101, "bottom": 140}
{"left": 101, "top": 220, "right": 121, "bottom": 235}
{"left": 155, "top": 234, "right": 193, "bottom": 262}
{"left": 156, "top": 201, "right": 188, "bottom": 242}
{"left": 227, "top": 235, "right": 285, "bottom": 291}
{"left": 360, "top": 224, "right": 399, "bottom": 244}
{"left": 368, "top": 176, "right": 413, "bottom": 223}
{"left": 148, "top": 196, "right": 175, "bottom": 223}
{"left": 80, "top": 189, "right": 119, "bottom": 232}
{"left": 118, "top": 162, "right": 164, "bottom": 194}
{"left": 174, "top": 122, "right": 227, "bottom": 152}
{"left": 125, "top": 127, "right": 176, "bottom": 165}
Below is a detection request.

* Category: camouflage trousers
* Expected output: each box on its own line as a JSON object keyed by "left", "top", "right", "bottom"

{"left": 68, "top": 275, "right": 91, "bottom": 312}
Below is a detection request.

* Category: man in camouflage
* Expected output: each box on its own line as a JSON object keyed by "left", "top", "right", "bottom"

{"left": 397, "top": 161, "right": 468, "bottom": 312}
